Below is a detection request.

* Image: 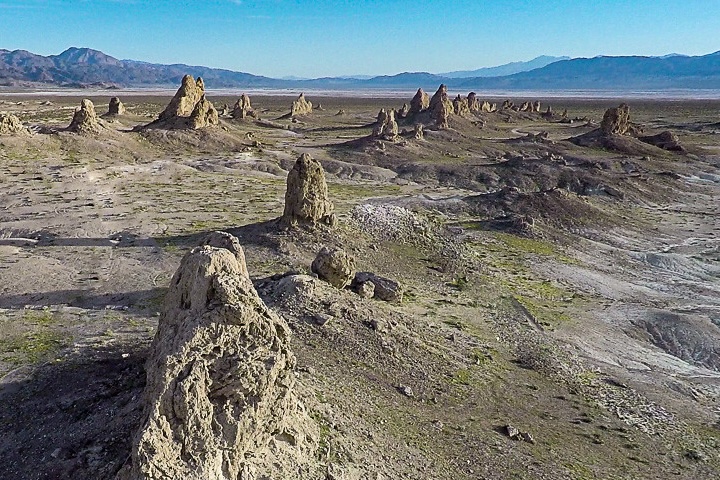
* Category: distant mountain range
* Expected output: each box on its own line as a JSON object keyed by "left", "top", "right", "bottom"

{"left": 2, "top": 47, "right": 720, "bottom": 91}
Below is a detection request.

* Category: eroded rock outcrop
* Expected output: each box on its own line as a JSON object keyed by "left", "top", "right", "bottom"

{"left": 601, "top": 103, "right": 632, "bottom": 135}
{"left": 159, "top": 75, "right": 205, "bottom": 121}
{"left": 311, "top": 246, "right": 356, "bottom": 288}
{"left": 397, "top": 103, "right": 409, "bottom": 118}
{"left": 0, "top": 112, "right": 27, "bottom": 135}
{"left": 467, "top": 92, "right": 480, "bottom": 113}
{"left": 188, "top": 95, "right": 219, "bottom": 129}
{"left": 290, "top": 93, "right": 313, "bottom": 117}
{"left": 232, "top": 94, "right": 254, "bottom": 120}
{"left": 502, "top": 99, "right": 513, "bottom": 110}
{"left": 532, "top": 101, "right": 541, "bottom": 113}
{"left": 430, "top": 84, "right": 454, "bottom": 129}
{"left": 108, "top": 97, "right": 126, "bottom": 115}
{"left": 118, "top": 241, "right": 317, "bottom": 480}
{"left": 281, "top": 153, "right": 336, "bottom": 228}
{"left": 413, "top": 123, "right": 424, "bottom": 140}
{"left": 639, "top": 131, "right": 685, "bottom": 152}
{"left": 408, "top": 88, "right": 429, "bottom": 115}
{"left": 480, "top": 101, "right": 496, "bottom": 113}
{"left": 372, "top": 108, "right": 399, "bottom": 140}
{"left": 453, "top": 94, "right": 470, "bottom": 116}
{"left": 68, "top": 99, "right": 101, "bottom": 134}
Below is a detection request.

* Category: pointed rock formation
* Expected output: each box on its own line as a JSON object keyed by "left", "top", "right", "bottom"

{"left": 372, "top": 108, "right": 399, "bottom": 140}
{"left": 68, "top": 99, "right": 101, "bottom": 134}
{"left": 188, "top": 95, "right": 219, "bottom": 129}
{"left": 413, "top": 123, "right": 424, "bottom": 140}
{"left": 118, "top": 240, "right": 318, "bottom": 480}
{"left": 408, "top": 88, "right": 429, "bottom": 115}
{"left": 480, "top": 101, "right": 496, "bottom": 113}
{"left": 429, "top": 85, "right": 454, "bottom": 129}
{"left": 601, "top": 103, "right": 632, "bottom": 135}
{"left": 290, "top": 93, "right": 313, "bottom": 117}
{"left": 453, "top": 94, "right": 470, "bottom": 116}
{"left": 159, "top": 75, "right": 205, "bottom": 121}
{"left": 519, "top": 101, "right": 531, "bottom": 112}
{"left": 232, "top": 94, "right": 254, "bottom": 120}
{"left": 108, "top": 97, "right": 126, "bottom": 115}
{"left": 533, "top": 101, "right": 541, "bottom": 113}
{"left": 397, "top": 102, "right": 409, "bottom": 118}
{"left": 0, "top": 112, "right": 27, "bottom": 135}
{"left": 502, "top": 99, "right": 513, "bottom": 110}
{"left": 281, "top": 153, "right": 336, "bottom": 228}
{"left": 311, "top": 246, "right": 356, "bottom": 289}
{"left": 467, "top": 92, "right": 480, "bottom": 113}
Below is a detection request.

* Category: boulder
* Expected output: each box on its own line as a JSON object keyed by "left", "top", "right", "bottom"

{"left": 601, "top": 103, "right": 632, "bottom": 135}
{"left": 108, "top": 97, "right": 126, "bottom": 115}
{"left": 158, "top": 75, "right": 205, "bottom": 121}
{"left": 372, "top": 108, "right": 399, "bottom": 140}
{"left": 453, "top": 94, "right": 470, "bottom": 116}
{"left": 118, "top": 243, "right": 314, "bottom": 480}
{"left": 351, "top": 272, "right": 403, "bottom": 303}
{"left": 408, "top": 88, "right": 429, "bottom": 115}
{"left": 290, "top": 93, "right": 313, "bottom": 117}
{"left": 188, "top": 95, "right": 219, "bottom": 129}
{"left": 232, "top": 94, "right": 254, "bottom": 120}
{"left": 311, "top": 247, "right": 356, "bottom": 289}
{"left": 0, "top": 112, "right": 26, "bottom": 135}
{"left": 68, "top": 99, "right": 101, "bottom": 134}
{"left": 281, "top": 153, "right": 336, "bottom": 228}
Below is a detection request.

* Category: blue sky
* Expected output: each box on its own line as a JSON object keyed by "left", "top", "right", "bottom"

{"left": 0, "top": 0, "right": 718, "bottom": 77}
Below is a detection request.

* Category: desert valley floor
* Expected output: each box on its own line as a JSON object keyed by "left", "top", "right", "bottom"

{"left": 0, "top": 89, "right": 719, "bottom": 479}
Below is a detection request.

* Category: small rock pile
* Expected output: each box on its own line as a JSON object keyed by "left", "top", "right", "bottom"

{"left": 281, "top": 153, "right": 336, "bottom": 228}
{"left": 68, "top": 99, "right": 101, "bottom": 134}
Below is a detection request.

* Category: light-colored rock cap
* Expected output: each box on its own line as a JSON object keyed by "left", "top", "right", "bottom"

{"left": 158, "top": 74, "right": 205, "bottom": 121}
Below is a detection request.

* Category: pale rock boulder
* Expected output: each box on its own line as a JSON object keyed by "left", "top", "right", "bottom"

{"left": 480, "top": 101, "right": 496, "bottom": 113}
{"left": 68, "top": 99, "right": 101, "bottom": 133}
{"left": 601, "top": 103, "right": 632, "bottom": 135}
{"left": 159, "top": 74, "right": 205, "bottom": 120}
{"left": 232, "top": 94, "right": 254, "bottom": 120}
{"left": 311, "top": 246, "right": 356, "bottom": 289}
{"left": 532, "top": 101, "right": 541, "bottom": 113}
{"left": 372, "top": 108, "right": 399, "bottom": 140}
{"left": 200, "top": 231, "right": 249, "bottom": 278}
{"left": 453, "top": 94, "right": 470, "bottom": 116}
{"left": 117, "top": 243, "right": 318, "bottom": 480}
{"left": 188, "top": 95, "right": 219, "bottom": 129}
{"left": 0, "top": 112, "right": 27, "bottom": 135}
{"left": 281, "top": 153, "right": 336, "bottom": 228}
{"left": 408, "top": 88, "right": 429, "bottom": 115}
{"left": 108, "top": 97, "right": 126, "bottom": 115}
{"left": 290, "top": 93, "right": 313, "bottom": 117}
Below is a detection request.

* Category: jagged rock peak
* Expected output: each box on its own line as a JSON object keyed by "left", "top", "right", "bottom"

{"left": 68, "top": 99, "right": 101, "bottom": 133}
{"left": 601, "top": 103, "right": 632, "bottom": 135}
{"left": 188, "top": 95, "right": 219, "bottom": 129}
{"left": 429, "top": 84, "right": 453, "bottom": 129}
{"left": 372, "top": 108, "right": 399, "bottom": 140}
{"left": 408, "top": 88, "right": 429, "bottom": 115}
{"left": 453, "top": 94, "right": 470, "bottom": 116}
{"left": 158, "top": 74, "right": 205, "bottom": 121}
{"left": 290, "top": 93, "right": 313, "bottom": 117}
{"left": 108, "top": 97, "right": 125, "bottom": 115}
{"left": 232, "top": 94, "right": 254, "bottom": 120}
{"left": 117, "top": 240, "right": 317, "bottom": 479}
{"left": 281, "top": 153, "right": 336, "bottom": 228}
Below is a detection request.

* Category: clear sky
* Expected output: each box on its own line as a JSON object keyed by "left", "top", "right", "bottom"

{"left": 0, "top": 0, "right": 719, "bottom": 78}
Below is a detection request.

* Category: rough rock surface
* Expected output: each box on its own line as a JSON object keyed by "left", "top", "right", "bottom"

{"left": 532, "top": 101, "right": 541, "bottom": 113}
{"left": 467, "top": 92, "right": 480, "bottom": 112}
{"left": 108, "top": 97, "right": 126, "bottom": 115}
{"left": 188, "top": 95, "right": 219, "bottom": 129}
{"left": 200, "top": 231, "right": 249, "bottom": 277}
{"left": 372, "top": 108, "right": 399, "bottom": 140}
{"left": 430, "top": 85, "right": 454, "bottom": 129}
{"left": 311, "top": 246, "right": 356, "bottom": 289}
{"left": 502, "top": 100, "right": 513, "bottom": 110}
{"left": 408, "top": 88, "right": 429, "bottom": 115}
{"left": 0, "top": 112, "right": 26, "bottom": 135}
{"left": 351, "top": 272, "right": 403, "bottom": 303}
{"left": 117, "top": 243, "right": 318, "bottom": 480}
{"left": 397, "top": 103, "right": 409, "bottom": 118}
{"left": 413, "top": 123, "right": 424, "bottom": 140}
{"left": 159, "top": 75, "right": 205, "bottom": 121}
{"left": 601, "top": 103, "right": 633, "bottom": 135}
{"left": 281, "top": 153, "right": 336, "bottom": 228}
{"left": 290, "top": 93, "right": 313, "bottom": 117}
{"left": 232, "top": 94, "right": 254, "bottom": 120}
{"left": 453, "top": 94, "right": 470, "bottom": 116}
{"left": 481, "top": 101, "right": 496, "bottom": 113}
{"left": 519, "top": 101, "right": 531, "bottom": 112}
{"left": 639, "top": 131, "right": 685, "bottom": 152}
{"left": 68, "top": 99, "right": 101, "bottom": 134}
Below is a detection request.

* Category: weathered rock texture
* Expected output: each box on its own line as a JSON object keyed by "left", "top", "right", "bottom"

{"left": 639, "top": 131, "right": 685, "bottom": 152}
{"left": 408, "top": 88, "right": 429, "bottom": 115}
{"left": 68, "top": 99, "right": 101, "bottom": 133}
{"left": 351, "top": 272, "right": 403, "bottom": 303}
{"left": 200, "top": 231, "right": 249, "bottom": 277}
{"left": 290, "top": 93, "right": 313, "bottom": 117}
{"left": 413, "top": 123, "right": 424, "bottom": 140}
{"left": 481, "top": 101, "right": 496, "bottom": 113}
{"left": 372, "top": 108, "right": 399, "bottom": 140}
{"left": 453, "top": 94, "right": 470, "bottom": 116}
{"left": 467, "top": 92, "right": 480, "bottom": 112}
{"left": 118, "top": 242, "right": 318, "bottom": 480}
{"left": 0, "top": 112, "right": 26, "bottom": 135}
{"left": 430, "top": 85, "right": 454, "bottom": 129}
{"left": 397, "top": 103, "right": 409, "bottom": 118}
{"left": 533, "top": 101, "right": 541, "bottom": 113}
{"left": 188, "top": 95, "right": 219, "bottom": 129}
{"left": 502, "top": 100, "right": 513, "bottom": 110}
{"left": 281, "top": 153, "right": 336, "bottom": 228}
{"left": 159, "top": 75, "right": 205, "bottom": 121}
{"left": 108, "top": 97, "right": 126, "bottom": 115}
{"left": 601, "top": 103, "right": 633, "bottom": 135}
{"left": 311, "top": 247, "right": 356, "bottom": 289}
{"left": 232, "top": 94, "right": 254, "bottom": 120}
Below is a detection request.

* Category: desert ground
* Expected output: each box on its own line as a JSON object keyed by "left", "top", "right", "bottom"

{"left": 0, "top": 88, "right": 719, "bottom": 479}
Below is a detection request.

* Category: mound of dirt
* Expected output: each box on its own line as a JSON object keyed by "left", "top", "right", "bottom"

{"left": 117, "top": 242, "right": 319, "bottom": 479}
{"left": 639, "top": 131, "right": 685, "bottom": 152}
